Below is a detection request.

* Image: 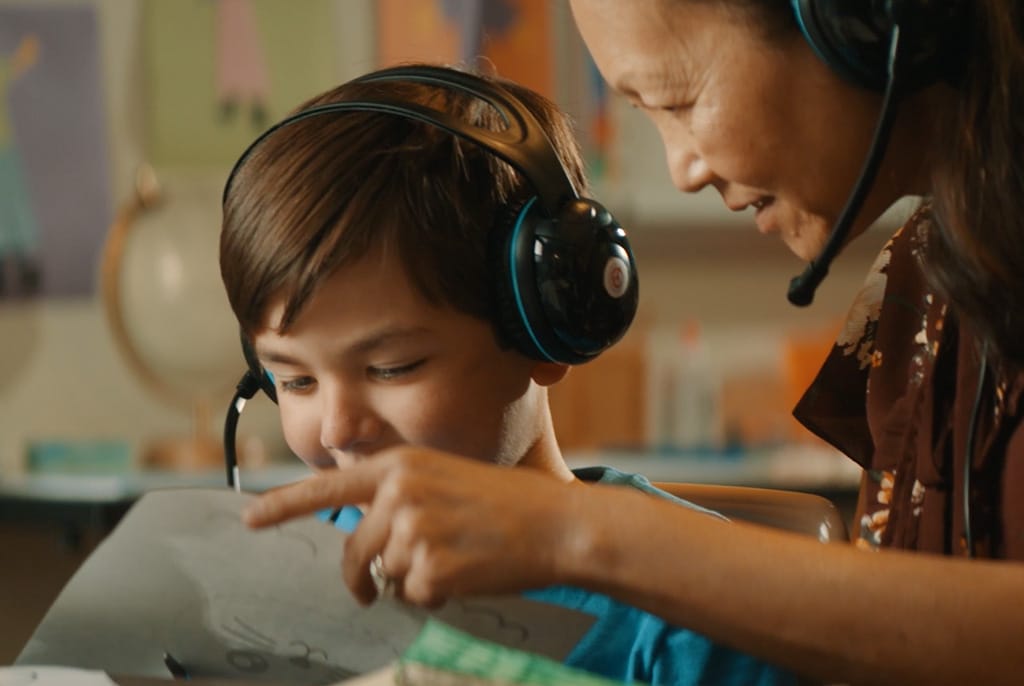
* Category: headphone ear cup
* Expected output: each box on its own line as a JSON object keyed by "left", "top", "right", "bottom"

{"left": 490, "top": 197, "right": 554, "bottom": 362}
{"left": 791, "top": 0, "right": 888, "bottom": 90}
{"left": 240, "top": 332, "right": 278, "bottom": 404}
{"left": 490, "top": 196, "right": 639, "bottom": 366}
{"left": 791, "top": 0, "right": 967, "bottom": 91}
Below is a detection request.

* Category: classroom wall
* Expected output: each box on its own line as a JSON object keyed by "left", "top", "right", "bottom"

{"left": 0, "top": 0, "right": 372, "bottom": 471}
{"left": 0, "top": 0, "right": 901, "bottom": 473}
{"left": 0, "top": 225, "right": 893, "bottom": 473}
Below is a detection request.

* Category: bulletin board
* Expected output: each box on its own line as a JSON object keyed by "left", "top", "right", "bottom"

{"left": 143, "top": 0, "right": 338, "bottom": 167}
{"left": 0, "top": 5, "right": 111, "bottom": 298}
{"left": 374, "top": 0, "right": 612, "bottom": 181}
{"left": 376, "top": 0, "right": 554, "bottom": 98}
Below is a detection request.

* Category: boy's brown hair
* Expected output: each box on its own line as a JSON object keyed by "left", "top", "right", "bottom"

{"left": 220, "top": 64, "right": 588, "bottom": 339}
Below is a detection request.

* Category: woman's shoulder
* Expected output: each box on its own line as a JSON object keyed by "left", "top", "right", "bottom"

{"left": 792, "top": 201, "right": 940, "bottom": 465}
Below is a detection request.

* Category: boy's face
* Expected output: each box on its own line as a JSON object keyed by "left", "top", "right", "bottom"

{"left": 252, "top": 250, "right": 563, "bottom": 473}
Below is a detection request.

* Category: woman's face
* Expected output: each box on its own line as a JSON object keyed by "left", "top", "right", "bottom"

{"left": 570, "top": 0, "right": 920, "bottom": 261}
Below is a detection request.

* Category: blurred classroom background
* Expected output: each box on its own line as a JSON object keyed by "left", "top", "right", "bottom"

{"left": 0, "top": 0, "right": 903, "bottom": 661}
{"left": 0, "top": 0, "right": 899, "bottom": 479}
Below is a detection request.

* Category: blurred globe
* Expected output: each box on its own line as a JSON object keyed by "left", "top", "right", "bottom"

{"left": 102, "top": 165, "right": 245, "bottom": 470}
{"left": 119, "top": 170, "right": 239, "bottom": 394}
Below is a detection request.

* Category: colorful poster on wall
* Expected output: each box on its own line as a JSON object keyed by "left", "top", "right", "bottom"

{"left": 143, "top": 0, "right": 337, "bottom": 167}
{"left": 0, "top": 6, "right": 111, "bottom": 298}
{"left": 375, "top": 0, "right": 615, "bottom": 183}
{"left": 583, "top": 56, "right": 613, "bottom": 180}
{"left": 376, "top": 0, "right": 553, "bottom": 98}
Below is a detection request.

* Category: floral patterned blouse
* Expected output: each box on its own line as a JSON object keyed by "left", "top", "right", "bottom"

{"left": 793, "top": 203, "right": 1024, "bottom": 559}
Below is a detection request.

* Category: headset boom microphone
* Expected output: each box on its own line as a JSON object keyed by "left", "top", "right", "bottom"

{"left": 787, "top": 23, "right": 906, "bottom": 306}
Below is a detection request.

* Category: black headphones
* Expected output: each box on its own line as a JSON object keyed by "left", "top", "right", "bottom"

{"left": 221, "top": 65, "right": 639, "bottom": 487}
{"left": 794, "top": 1, "right": 987, "bottom": 555}
{"left": 791, "top": 0, "right": 966, "bottom": 92}
{"left": 787, "top": 0, "right": 966, "bottom": 306}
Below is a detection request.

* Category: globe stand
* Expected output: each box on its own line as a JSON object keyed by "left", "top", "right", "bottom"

{"left": 140, "top": 395, "right": 224, "bottom": 471}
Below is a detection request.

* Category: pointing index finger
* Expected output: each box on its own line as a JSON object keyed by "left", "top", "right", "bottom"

{"left": 242, "top": 464, "right": 381, "bottom": 527}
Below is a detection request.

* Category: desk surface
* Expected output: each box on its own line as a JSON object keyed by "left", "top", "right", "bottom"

{"left": 0, "top": 445, "right": 860, "bottom": 505}
{"left": 1, "top": 667, "right": 289, "bottom": 686}
{"left": 0, "top": 466, "right": 307, "bottom": 503}
{"left": 566, "top": 444, "right": 861, "bottom": 491}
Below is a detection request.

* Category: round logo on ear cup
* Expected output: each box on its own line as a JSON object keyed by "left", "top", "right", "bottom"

{"left": 603, "top": 255, "right": 631, "bottom": 299}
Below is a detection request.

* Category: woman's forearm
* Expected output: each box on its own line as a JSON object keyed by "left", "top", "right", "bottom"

{"left": 562, "top": 484, "right": 1024, "bottom": 685}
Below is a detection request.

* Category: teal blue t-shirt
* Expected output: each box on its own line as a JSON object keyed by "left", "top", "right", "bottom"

{"left": 325, "top": 466, "right": 797, "bottom": 685}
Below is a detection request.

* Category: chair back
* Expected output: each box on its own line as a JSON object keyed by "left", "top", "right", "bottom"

{"left": 654, "top": 482, "right": 850, "bottom": 543}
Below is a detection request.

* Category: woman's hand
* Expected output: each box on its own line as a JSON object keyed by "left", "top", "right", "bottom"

{"left": 243, "top": 446, "right": 597, "bottom": 606}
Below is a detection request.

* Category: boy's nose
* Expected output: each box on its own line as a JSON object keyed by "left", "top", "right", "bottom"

{"left": 319, "top": 390, "right": 381, "bottom": 457}
{"left": 321, "top": 414, "right": 382, "bottom": 460}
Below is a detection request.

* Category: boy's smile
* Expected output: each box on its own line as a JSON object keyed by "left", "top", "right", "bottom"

{"left": 252, "top": 248, "right": 572, "bottom": 479}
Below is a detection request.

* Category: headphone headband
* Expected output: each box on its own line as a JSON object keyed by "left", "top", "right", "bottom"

{"left": 221, "top": 65, "right": 640, "bottom": 487}
{"left": 223, "top": 65, "right": 578, "bottom": 216}
{"left": 787, "top": 0, "right": 966, "bottom": 306}
{"left": 791, "top": 0, "right": 967, "bottom": 92}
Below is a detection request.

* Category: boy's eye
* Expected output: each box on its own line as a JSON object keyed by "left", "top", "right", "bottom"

{"left": 280, "top": 376, "right": 315, "bottom": 393}
{"left": 369, "top": 359, "right": 425, "bottom": 381}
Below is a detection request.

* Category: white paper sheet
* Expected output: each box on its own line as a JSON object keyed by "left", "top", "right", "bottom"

{"left": 16, "top": 489, "right": 593, "bottom": 684}
{"left": 0, "top": 666, "right": 118, "bottom": 686}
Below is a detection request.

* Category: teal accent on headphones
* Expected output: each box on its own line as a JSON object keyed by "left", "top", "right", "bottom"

{"left": 790, "top": 0, "right": 967, "bottom": 91}
{"left": 225, "top": 65, "right": 638, "bottom": 374}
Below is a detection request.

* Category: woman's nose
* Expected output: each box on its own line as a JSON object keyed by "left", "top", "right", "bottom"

{"left": 667, "top": 144, "right": 714, "bottom": 194}
{"left": 657, "top": 120, "right": 714, "bottom": 194}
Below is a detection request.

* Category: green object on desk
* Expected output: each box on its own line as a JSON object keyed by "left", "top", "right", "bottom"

{"left": 402, "top": 619, "right": 624, "bottom": 685}
{"left": 27, "top": 440, "right": 133, "bottom": 475}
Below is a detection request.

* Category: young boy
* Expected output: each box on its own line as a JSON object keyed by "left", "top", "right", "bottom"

{"left": 220, "top": 64, "right": 795, "bottom": 686}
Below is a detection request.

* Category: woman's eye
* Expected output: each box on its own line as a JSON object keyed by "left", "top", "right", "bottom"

{"left": 657, "top": 100, "right": 694, "bottom": 114}
{"left": 280, "top": 376, "right": 315, "bottom": 393}
{"left": 369, "top": 360, "right": 425, "bottom": 381}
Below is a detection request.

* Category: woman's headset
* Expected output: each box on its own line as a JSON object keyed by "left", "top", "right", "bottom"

{"left": 794, "top": 0, "right": 986, "bottom": 555}
{"left": 221, "top": 65, "right": 639, "bottom": 487}
{"left": 786, "top": 0, "right": 967, "bottom": 307}
{"left": 791, "top": 0, "right": 966, "bottom": 92}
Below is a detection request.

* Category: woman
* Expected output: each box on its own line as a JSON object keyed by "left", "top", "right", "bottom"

{"left": 241, "top": 2, "right": 1024, "bottom": 683}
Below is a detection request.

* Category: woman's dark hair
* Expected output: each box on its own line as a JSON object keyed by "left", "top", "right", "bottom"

{"left": 926, "top": 1, "right": 1024, "bottom": 368}
{"left": 713, "top": 0, "right": 1024, "bottom": 368}
{"left": 221, "top": 64, "right": 587, "bottom": 337}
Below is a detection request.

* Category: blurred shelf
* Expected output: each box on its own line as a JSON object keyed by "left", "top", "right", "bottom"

{"left": 0, "top": 465, "right": 307, "bottom": 504}
{"left": 1, "top": 443, "right": 859, "bottom": 508}
{"left": 565, "top": 444, "right": 861, "bottom": 492}
{"left": 0, "top": 446, "right": 860, "bottom": 551}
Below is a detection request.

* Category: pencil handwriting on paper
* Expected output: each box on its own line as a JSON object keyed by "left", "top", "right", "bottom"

{"left": 16, "top": 489, "right": 594, "bottom": 683}
{"left": 167, "top": 504, "right": 416, "bottom": 679}
{"left": 286, "top": 640, "right": 330, "bottom": 670}
{"left": 449, "top": 601, "right": 529, "bottom": 642}
{"left": 222, "top": 615, "right": 276, "bottom": 651}
{"left": 215, "top": 616, "right": 355, "bottom": 680}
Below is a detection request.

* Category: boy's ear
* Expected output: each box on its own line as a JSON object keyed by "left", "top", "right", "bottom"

{"left": 531, "top": 361, "right": 570, "bottom": 387}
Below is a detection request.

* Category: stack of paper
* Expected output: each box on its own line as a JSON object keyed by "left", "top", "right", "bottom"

{"left": 15, "top": 489, "right": 600, "bottom": 685}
